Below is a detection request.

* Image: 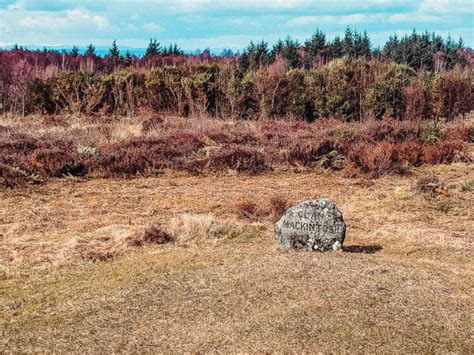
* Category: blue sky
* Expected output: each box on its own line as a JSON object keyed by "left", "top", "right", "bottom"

{"left": 0, "top": 0, "right": 473, "bottom": 51}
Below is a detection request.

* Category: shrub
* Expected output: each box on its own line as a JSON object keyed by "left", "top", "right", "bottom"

{"left": 126, "top": 225, "right": 174, "bottom": 247}
{"left": 346, "top": 142, "right": 405, "bottom": 178}
{"left": 145, "top": 66, "right": 188, "bottom": 115}
{"left": 96, "top": 132, "right": 204, "bottom": 176}
{"left": 402, "top": 83, "right": 427, "bottom": 121}
{"left": 236, "top": 199, "right": 261, "bottom": 220}
{"left": 363, "top": 64, "right": 415, "bottom": 119}
{"left": 397, "top": 141, "right": 423, "bottom": 166}
{"left": 422, "top": 141, "right": 465, "bottom": 164}
{"left": 445, "top": 125, "right": 474, "bottom": 143}
{"left": 182, "top": 64, "right": 220, "bottom": 117}
{"left": 208, "top": 145, "right": 270, "bottom": 173}
{"left": 0, "top": 164, "right": 41, "bottom": 188}
{"left": 31, "top": 149, "right": 87, "bottom": 177}
{"left": 420, "top": 120, "right": 444, "bottom": 144}
{"left": 431, "top": 69, "right": 474, "bottom": 121}
{"left": 52, "top": 71, "right": 103, "bottom": 114}
{"left": 268, "top": 195, "right": 290, "bottom": 222}
{"left": 103, "top": 69, "right": 145, "bottom": 115}
{"left": 26, "top": 79, "right": 55, "bottom": 114}
{"left": 323, "top": 58, "right": 360, "bottom": 121}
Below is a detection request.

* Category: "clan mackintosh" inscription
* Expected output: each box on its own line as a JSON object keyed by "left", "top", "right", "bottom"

{"left": 275, "top": 199, "right": 346, "bottom": 252}
{"left": 282, "top": 220, "right": 343, "bottom": 234}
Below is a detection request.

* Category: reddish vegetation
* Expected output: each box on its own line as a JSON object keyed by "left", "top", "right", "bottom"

{"left": 127, "top": 225, "right": 175, "bottom": 247}
{"left": 235, "top": 195, "right": 292, "bottom": 222}
{"left": 0, "top": 115, "right": 472, "bottom": 187}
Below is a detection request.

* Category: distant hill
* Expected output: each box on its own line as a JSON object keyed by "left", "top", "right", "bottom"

{"left": 1, "top": 44, "right": 233, "bottom": 57}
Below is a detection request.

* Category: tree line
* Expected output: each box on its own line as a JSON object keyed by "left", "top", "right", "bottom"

{"left": 0, "top": 29, "right": 472, "bottom": 119}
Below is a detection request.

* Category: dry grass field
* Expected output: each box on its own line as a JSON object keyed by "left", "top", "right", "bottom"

{"left": 1, "top": 158, "right": 473, "bottom": 352}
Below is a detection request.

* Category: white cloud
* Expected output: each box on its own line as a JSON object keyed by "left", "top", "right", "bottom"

{"left": 170, "top": 0, "right": 313, "bottom": 12}
{"left": 67, "top": 9, "right": 109, "bottom": 29}
{"left": 388, "top": 13, "right": 443, "bottom": 23}
{"left": 287, "top": 14, "right": 383, "bottom": 26}
{"left": 6, "top": 1, "right": 24, "bottom": 11}
{"left": 19, "top": 9, "right": 109, "bottom": 30}
{"left": 419, "top": 0, "right": 473, "bottom": 13}
{"left": 287, "top": 16, "right": 331, "bottom": 26}
{"left": 143, "top": 22, "right": 164, "bottom": 32}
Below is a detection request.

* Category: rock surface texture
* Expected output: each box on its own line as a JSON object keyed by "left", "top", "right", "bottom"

{"left": 275, "top": 199, "right": 346, "bottom": 251}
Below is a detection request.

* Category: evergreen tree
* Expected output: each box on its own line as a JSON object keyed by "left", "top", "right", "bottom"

{"left": 342, "top": 27, "right": 354, "bottom": 58}
{"left": 85, "top": 44, "right": 96, "bottom": 56}
{"left": 108, "top": 40, "right": 120, "bottom": 59}
{"left": 124, "top": 50, "right": 133, "bottom": 66}
{"left": 172, "top": 43, "right": 184, "bottom": 55}
{"left": 144, "top": 38, "right": 161, "bottom": 58}
{"left": 282, "top": 36, "right": 301, "bottom": 68}
{"left": 360, "top": 31, "right": 372, "bottom": 58}
{"left": 271, "top": 38, "right": 285, "bottom": 59}
{"left": 304, "top": 29, "right": 327, "bottom": 67}
{"left": 162, "top": 43, "right": 184, "bottom": 56}
{"left": 331, "top": 36, "right": 344, "bottom": 58}
{"left": 382, "top": 30, "right": 466, "bottom": 70}
{"left": 107, "top": 40, "right": 121, "bottom": 68}
{"left": 69, "top": 45, "right": 80, "bottom": 56}
{"left": 220, "top": 48, "right": 234, "bottom": 58}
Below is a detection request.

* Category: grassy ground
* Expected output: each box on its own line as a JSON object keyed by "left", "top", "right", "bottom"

{"left": 1, "top": 162, "right": 473, "bottom": 352}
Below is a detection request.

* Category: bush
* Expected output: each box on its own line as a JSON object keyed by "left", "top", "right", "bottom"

{"left": 96, "top": 132, "right": 204, "bottom": 176}
{"left": 363, "top": 64, "right": 415, "bottom": 119}
{"left": 422, "top": 141, "right": 465, "bottom": 164}
{"left": 52, "top": 71, "right": 103, "bottom": 114}
{"left": 103, "top": 69, "right": 145, "bottom": 115}
{"left": 126, "top": 225, "right": 174, "bottom": 247}
{"left": 0, "top": 164, "right": 40, "bottom": 188}
{"left": 145, "top": 66, "right": 188, "bottom": 115}
{"left": 420, "top": 120, "right": 444, "bottom": 144}
{"left": 268, "top": 195, "right": 290, "bottom": 222}
{"left": 236, "top": 199, "right": 261, "bottom": 220}
{"left": 31, "top": 149, "right": 87, "bottom": 177}
{"left": 431, "top": 69, "right": 474, "bottom": 121}
{"left": 346, "top": 142, "right": 405, "bottom": 178}
{"left": 208, "top": 145, "right": 270, "bottom": 174}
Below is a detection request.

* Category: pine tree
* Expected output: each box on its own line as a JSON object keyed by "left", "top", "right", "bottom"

{"left": 304, "top": 29, "right": 327, "bottom": 67}
{"left": 220, "top": 48, "right": 234, "bottom": 58}
{"left": 271, "top": 39, "right": 285, "bottom": 59}
{"left": 124, "top": 50, "right": 133, "bottom": 66}
{"left": 172, "top": 43, "right": 184, "bottom": 55}
{"left": 331, "top": 36, "right": 344, "bottom": 58}
{"left": 85, "top": 44, "right": 96, "bottom": 56}
{"left": 144, "top": 38, "right": 161, "bottom": 58}
{"left": 70, "top": 45, "right": 80, "bottom": 56}
{"left": 107, "top": 40, "right": 121, "bottom": 68}
{"left": 108, "top": 40, "right": 120, "bottom": 60}
{"left": 342, "top": 27, "right": 354, "bottom": 58}
{"left": 282, "top": 36, "right": 301, "bottom": 68}
{"left": 107, "top": 40, "right": 120, "bottom": 70}
{"left": 361, "top": 31, "right": 372, "bottom": 58}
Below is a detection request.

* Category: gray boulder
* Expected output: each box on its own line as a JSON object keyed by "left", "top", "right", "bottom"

{"left": 275, "top": 199, "right": 346, "bottom": 251}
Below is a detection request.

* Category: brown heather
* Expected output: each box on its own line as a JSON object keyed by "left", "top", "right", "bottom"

{"left": 1, "top": 113, "right": 472, "bottom": 187}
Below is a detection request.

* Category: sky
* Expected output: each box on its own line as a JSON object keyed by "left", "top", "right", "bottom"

{"left": 0, "top": 0, "right": 473, "bottom": 52}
